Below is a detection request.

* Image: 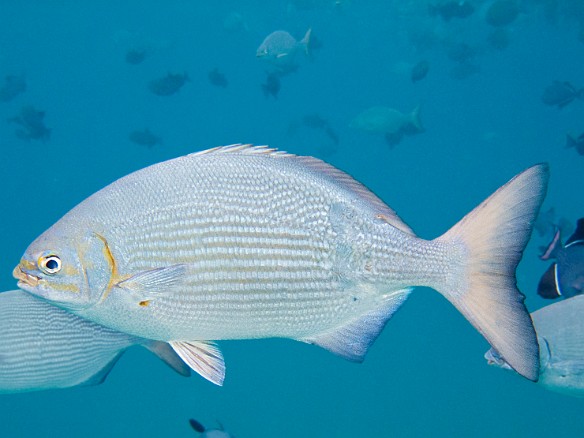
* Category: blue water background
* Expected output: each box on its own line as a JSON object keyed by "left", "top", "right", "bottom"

{"left": 1, "top": 1, "right": 583, "bottom": 436}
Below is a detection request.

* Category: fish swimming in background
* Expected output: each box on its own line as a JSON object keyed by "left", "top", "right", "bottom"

{"left": 14, "top": 144, "right": 548, "bottom": 385}
{"left": 0, "top": 290, "right": 189, "bottom": 394}
{"left": 148, "top": 72, "right": 189, "bottom": 96}
{"left": 189, "top": 419, "right": 233, "bottom": 437}
{"left": 428, "top": 1, "right": 475, "bottom": 22}
{"left": 256, "top": 28, "right": 311, "bottom": 72}
{"left": 410, "top": 60, "right": 430, "bottom": 83}
{"left": 537, "top": 218, "right": 584, "bottom": 299}
{"left": 129, "top": 128, "right": 162, "bottom": 148}
{"left": 485, "top": 0, "right": 520, "bottom": 28}
{"left": 541, "top": 81, "right": 583, "bottom": 109}
{"left": 566, "top": 132, "right": 584, "bottom": 156}
{"left": 486, "top": 295, "right": 584, "bottom": 397}
{"left": 261, "top": 71, "right": 282, "bottom": 98}
{"left": 208, "top": 68, "right": 228, "bottom": 88}
{"left": 0, "top": 74, "right": 26, "bottom": 102}
{"left": 534, "top": 207, "right": 573, "bottom": 241}
{"left": 8, "top": 105, "right": 50, "bottom": 142}
{"left": 350, "top": 106, "right": 424, "bottom": 147}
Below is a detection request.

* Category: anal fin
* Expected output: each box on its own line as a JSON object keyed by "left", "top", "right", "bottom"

{"left": 169, "top": 340, "right": 225, "bottom": 386}
{"left": 301, "top": 288, "right": 412, "bottom": 362}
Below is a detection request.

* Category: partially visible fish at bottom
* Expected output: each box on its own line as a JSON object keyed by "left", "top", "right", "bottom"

{"left": 0, "top": 290, "right": 189, "bottom": 394}
{"left": 486, "top": 294, "right": 584, "bottom": 397}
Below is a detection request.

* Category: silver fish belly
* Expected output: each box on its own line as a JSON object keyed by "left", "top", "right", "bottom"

{"left": 16, "top": 145, "right": 549, "bottom": 384}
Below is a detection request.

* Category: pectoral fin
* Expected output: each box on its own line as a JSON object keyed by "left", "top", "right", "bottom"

{"left": 169, "top": 341, "right": 225, "bottom": 386}
{"left": 115, "top": 264, "right": 187, "bottom": 302}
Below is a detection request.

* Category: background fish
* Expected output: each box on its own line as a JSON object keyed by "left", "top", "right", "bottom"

{"left": 486, "top": 295, "right": 584, "bottom": 397}
{"left": 0, "top": 290, "right": 189, "bottom": 394}
{"left": 14, "top": 145, "right": 548, "bottom": 385}
{"left": 148, "top": 72, "right": 190, "bottom": 96}
{"left": 189, "top": 418, "right": 233, "bottom": 437}
{"left": 541, "top": 81, "right": 583, "bottom": 109}
{"left": 537, "top": 218, "right": 584, "bottom": 299}
{"left": 350, "top": 106, "right": 423, "bottom": 147}
{"left": 256, "top": 29, "right": 311, "bottom": 72}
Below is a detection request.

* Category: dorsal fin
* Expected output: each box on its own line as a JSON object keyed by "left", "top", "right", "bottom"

{"left": 566, "top": 218, "right": 584, "bottom": 247}
{"left": 189, "top": 144, "right": 414, "bottom": 235}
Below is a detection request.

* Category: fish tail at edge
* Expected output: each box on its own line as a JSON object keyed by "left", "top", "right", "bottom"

{"left": 434, "top": 163, "right": 549, "bottom": 382}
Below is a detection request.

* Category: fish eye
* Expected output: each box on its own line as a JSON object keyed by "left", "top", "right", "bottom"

{"left": 38, "top": 253, "right": 62, "bottom": 275}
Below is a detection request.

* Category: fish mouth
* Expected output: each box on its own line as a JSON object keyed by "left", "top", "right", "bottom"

{"left": 12, "top": 265, "right": 40, "bottom": 288}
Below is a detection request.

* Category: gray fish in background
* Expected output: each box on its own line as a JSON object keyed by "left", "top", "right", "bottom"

{"left": 8, "top": 105, "right": 50, "bottom": 142}
{"left": 485, "top": 0, "right": 520, "bottom": 28}
{"left": 261, "top": 71, "right": 282, "bottom": 98}
{"left": 256, "top": 28, "right": 311, "bottom": 72}
{"left": 208, "top": 68, "right": 228, "bottom": 88}
{"left": 350, "top": 106, "right": 424, "bottom": 147}
{"left": 148, "top": 72, "right": 189, "bottom": 96}
{"left": 14, "top": 145, "right": 548, "bottom": 384}
{"left": 428, "top": 1, "right": 475, "bottom": 22}
{"left": 189, "top": 419, "right": 234, "bottom": 437}
{"left": 541, "top": 81, "right": 583, "bottom": 109}
{"left": 537, "top": 218, "right": 584, "bottom": 299}
{"left": 486, "top": 295, "right": 584, "bottom": 397}
{"left": 566, "top": 132, "right": 584, "bottom": 156}
{"left": 410, "top": 60, "right": 430, "bottom": 83}
{"left": 0, "top": 74, "right": 26, "bottom": 102}
{"left": 0, "top": 290, "right": 189, "bottom": 394}
{"left": 129, "top": 128, "right": 162, "bottom": 148}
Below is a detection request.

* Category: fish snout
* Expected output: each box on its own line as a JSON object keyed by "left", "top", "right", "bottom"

{"left": 12, "top": 263, "right": 40, "bottom": 288}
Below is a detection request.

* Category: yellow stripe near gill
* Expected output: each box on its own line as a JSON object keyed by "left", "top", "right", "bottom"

{"left": 94, "top": 233, "right": 131, "bottom": 303}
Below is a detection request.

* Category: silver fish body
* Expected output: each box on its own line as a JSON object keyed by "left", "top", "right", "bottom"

{"left": 15, "top": 145, "right": 548, "bottom": 384}
{"left": 486, "top": 294, "right": 584, "bottom": 397}
{"left": 0, "top": 290, "right": 188, "bottom": 394}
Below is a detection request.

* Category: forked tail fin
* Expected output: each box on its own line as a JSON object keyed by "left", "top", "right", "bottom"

{"left": 435, "top": 164, "right": 549, "bottom": 381}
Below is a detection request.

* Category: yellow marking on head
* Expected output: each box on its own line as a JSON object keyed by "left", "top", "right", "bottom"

{"left": 94, "top": 233, "right": 131, "bottom": 303}
{"left": 49, "top": 282, "right": 80, "bottom": 294}
{"left": 139, "top": 300, "right": 150, "bottom": 307}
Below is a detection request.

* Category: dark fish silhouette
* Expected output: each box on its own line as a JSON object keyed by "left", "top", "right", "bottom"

{"left": 8, "top": 105, "right": 50, "bottom": 142}
{"left": 0, "top": 74, "right": 26, "bottom": 102}
{"left": 189, "top": 418, "right": 233, "bottom": 437}
{"left": 541, "top": 81, "right": 583, "bottom": 109}
{"left": 535, "top": 207, "right": 573, "bottom": 240}
{"left": 129, "top": 129, "right": 162, "bottom": 148}
{"left": 538, "top": 219, "right": 584, "bottom": 299}
{"left": 429, "top": 1, "right": 474, "bottom": 21}
{"left": 486, "top": 0, "right": 520, "bottom": 28}
{"left": 148, "top": 72, "right": 189, "bottom": 96}
{"left": 208, "top": 68, "right": 228, "bottom": 88}
{"left": 302, "top": 114, "right": 340, "bottom": 145}
{"left": 411, "top": 60, "right": 430, "bottom": 82}
{"left": 566, "top": 132, "right": 584, "bottom": 156}
{"left": 261, "top": 71, "right": 281, "bottom": 98}
{"left": 125, "top": 48, "right": 147, "bottom": 65}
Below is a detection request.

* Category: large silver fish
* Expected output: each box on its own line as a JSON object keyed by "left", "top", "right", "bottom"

{"left": 14, "top": 145, "right": 548, "bottom": 385}
{"left": 0, "top": 290, "right": 189, "bottom": 394}
{"left": 486, "top": 295, "right": 584, "bottom": 397}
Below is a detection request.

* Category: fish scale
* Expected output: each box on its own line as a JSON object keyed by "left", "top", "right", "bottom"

{"left": 16, "top": 144, "right": 549, "bottom": 384}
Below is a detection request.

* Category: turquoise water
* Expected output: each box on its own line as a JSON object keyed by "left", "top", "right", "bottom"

{"left": 1, "top": 1, "right": 583, "bottom": 436}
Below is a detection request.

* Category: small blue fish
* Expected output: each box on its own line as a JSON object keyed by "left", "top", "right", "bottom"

{"left": 0, "top": 290, "right": 189, "bottom": 393}
{"left": 538, "top": 218, "right": 584, "bottom": 299}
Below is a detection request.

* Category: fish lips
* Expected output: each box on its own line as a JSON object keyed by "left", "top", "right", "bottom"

{"left": 12, "top": 264, "right": 41, "bottom": 289}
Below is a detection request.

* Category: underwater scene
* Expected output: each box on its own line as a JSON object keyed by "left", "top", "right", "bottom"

{"left": 1, "top": 1, "right": 584, "bottom": 436}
